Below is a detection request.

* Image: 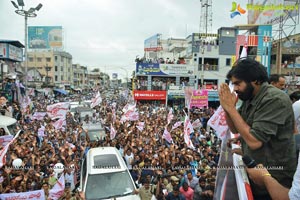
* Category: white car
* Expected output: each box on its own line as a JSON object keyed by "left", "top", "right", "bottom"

{"left": 79, "top": 147, "right": 140, "bottom": 200}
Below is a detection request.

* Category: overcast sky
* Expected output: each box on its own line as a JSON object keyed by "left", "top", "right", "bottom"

{"left": 1, "top": 0, "right": 250, "bottom": 78}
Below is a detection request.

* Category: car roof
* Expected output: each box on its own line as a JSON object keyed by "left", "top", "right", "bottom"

{"left": 86, "top": 147, "right": 127, "bottom": 174}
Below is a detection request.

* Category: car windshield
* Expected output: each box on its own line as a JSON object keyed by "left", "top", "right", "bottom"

{"left": 85, "top": 171, "right": 135, "bottom": 199}
{"left": 88, "top": 129, "right": 105, "bottom": 141}
{"left": 7, "top": 124, "right": 17, "bottom": 136}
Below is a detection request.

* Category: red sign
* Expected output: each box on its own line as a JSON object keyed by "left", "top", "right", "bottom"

{"left": 134, "top": 90, "right": 167, "bottom": 100}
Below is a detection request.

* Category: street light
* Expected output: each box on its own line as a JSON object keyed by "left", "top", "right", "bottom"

{"left": 11, "top": 0, "right": 43, "bottom": 89}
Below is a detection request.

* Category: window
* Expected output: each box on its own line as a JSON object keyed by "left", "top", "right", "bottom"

{"left": 28, "top": 57, "right": 33, "bottom": 62}
{"left": 61, "top": 66, "right": 63, "bottom": 71}
{"left": 55, "top": 76, "right": 58, "bottom": 81}
{"left": 226, "top": 58, "right": 231, "bottom": 66}
{"left": 61, "top": 75, "right": 63, "bottom": 80}
{"left": 37, "top": 58, "right": 42, "bottom": 62}
{"left": 46, "top": 57, "right": 51, "bottom": 62}
{"left": 55, "top": 56, "right": 58, "bottom": 61}
{"left": 55, "top": 66, "right": 58, "bottom": 71}
{"left": 61, "top": 57, "right": 64, "bottom": 62}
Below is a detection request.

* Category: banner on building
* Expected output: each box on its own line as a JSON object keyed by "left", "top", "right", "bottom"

{"left": 136, "top": 63, "right": 195, "bottom": 76}
{"left": 28, "top": 26, "right": 63, "bottom": 49}
{"left": 189, "top": 89, "right": 208, "bottom": 108}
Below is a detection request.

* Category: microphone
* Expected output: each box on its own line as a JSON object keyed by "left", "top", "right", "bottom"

{"left": 242, "top": 155, "right": 257, "bottom": 168}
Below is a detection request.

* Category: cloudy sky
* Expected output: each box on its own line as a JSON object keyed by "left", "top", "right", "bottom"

{"left": 1, "top": 0, "right": 250, "bottom": 78}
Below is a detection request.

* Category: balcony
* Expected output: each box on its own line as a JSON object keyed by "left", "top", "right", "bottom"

{"left": 168, "top": 43, "right": 188, "bottom": 52}
{"left": 198, "top": 64, "right": 219, "bottom": 71}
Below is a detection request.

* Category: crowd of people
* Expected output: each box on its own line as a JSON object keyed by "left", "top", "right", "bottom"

{"left": 0, "top": 88, "right": 220, "bottom": 200}
{"left": 0, "top": 58, "right": 300, "bottom": 200}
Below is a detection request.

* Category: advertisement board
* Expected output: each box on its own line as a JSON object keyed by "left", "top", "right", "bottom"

{"left": 189, "top": 89, "right": 208, "bottom": 108}
{"left": 136, "top": 63, "right": 195, "bottom": 76}
{"left": 0, "top": 43, "right": 7, "bottom": 58}
{"left": 0, "top": 43, "right": 23, "bottom": 62}
{"left": 134, "top": 90, "right": 167, "bottom": 100}
{"left": 8, "top": 44, "right": 23, "bottom": 62}
{"left": 247, "top": 0, "right": 298, "bottom": 25}
{"left": 144, "top": 34, "right": 162, "bottom": 51}
{"left": 28, "top": 26, "right": 62, "bottom": 49}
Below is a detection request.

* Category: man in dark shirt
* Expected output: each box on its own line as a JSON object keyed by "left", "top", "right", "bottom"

{"left": 166, "top": 185, "right": 185, "bottom": 200}
{"left": 219, "top": 58, "right": 297, "bottom": 200}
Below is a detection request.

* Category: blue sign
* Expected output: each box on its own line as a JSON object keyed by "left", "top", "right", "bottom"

{"left": 28, "top": 26, "right": 62, "bottom": 49}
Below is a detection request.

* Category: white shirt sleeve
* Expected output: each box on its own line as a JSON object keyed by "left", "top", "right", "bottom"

{"left": 293, "top": 100, "right": 300, "bottom": 120}
{"left": 288, "top": 153, "right": 300, "bottom": 200}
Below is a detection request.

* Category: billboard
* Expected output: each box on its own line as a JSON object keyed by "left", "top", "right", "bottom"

{"left": 28, "top": 26, "right": 62, "bottom": 49}
{"left": 189, "top": 89, "right": 208, "bottom": 108}
{"left": 0, "top": 43, "right": 23, "bottom": 62}
{"left": 133, "top": 90, "right": 167, "bottom": 100}
{"left": 144, "top": 34, "right": 162, "bottom": 51}
{"left": 136, "top": 63, "right": 195, "bottom": 76}
{"left": 247, "top": 0, "right": 299, "bottom": 25}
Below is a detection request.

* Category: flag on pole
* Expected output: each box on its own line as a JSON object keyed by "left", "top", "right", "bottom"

{"left": 49, "top": 173, "right": 65, "bottom": 200}
{"left": 91, "top": 91, "right": 102, "bottom": 108}
{"left": 183, "top": 115, "right": 195, "bottom": 149}
{"left": 171, "top": 121, "right": 182, "bottom": 130}
{"left": 240, "top": 32, "right": 248, "bottom": 59}
{"left": 110, "top": 124, "right": 117, "bottom": 140}
{"left": 136, "top": 122, "right": 145, "bottom": 132}
{"left": 167, "top": 108, "right": 174, "bottom": 125}
{"left": 0, "top": 131, "right": 21, "bottom": 169}
{"left": 163, "top": 127, "right": 173, "bottom": 143}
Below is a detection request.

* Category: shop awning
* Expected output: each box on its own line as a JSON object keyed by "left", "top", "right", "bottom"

{"left": 53, "top": 89, "right": 68, "bottom": 95}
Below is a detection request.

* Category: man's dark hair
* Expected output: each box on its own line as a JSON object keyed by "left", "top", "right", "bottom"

{"left": 227, "top": 58, "right": 268, "bottom": 84}
{"left": 268, "top": 74, "right": 285, "bottom": 84}
{"left": 290, "top": 91, "right": 300, "bottom": 101}
{"left": 173, "top": 185, "right": 180, "bottom": 192}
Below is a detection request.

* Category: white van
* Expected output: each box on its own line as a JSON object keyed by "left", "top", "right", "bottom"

{"left": 0, "top": 115, "right": 18, "bottom": 136}
{"left": 79, "top": 147, "right": 140, "bottom": 200}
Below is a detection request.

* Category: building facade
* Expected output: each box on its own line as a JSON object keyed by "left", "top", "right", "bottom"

{"left": 27, "top": 50, "right": 73, "bottom": 88}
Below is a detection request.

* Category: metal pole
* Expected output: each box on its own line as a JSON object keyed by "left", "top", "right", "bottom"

{"left": 24, "top": 14, "right": 28, "bottom": 89}
{"left": 1, "top": 62, "right": 3, "bottom": 90}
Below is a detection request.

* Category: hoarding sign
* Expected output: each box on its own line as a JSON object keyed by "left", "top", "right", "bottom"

{"left": 0, "top": 43, "right": 23, "bottom": 62}
{"left": 189, "top": 89, "right": 208, "bottom": 108}
{"left": 136, "top": 63, "right": 195, "bottom": 76}
{"left": 0, "top": 43, "right": 7, "bottom": 58}
{"left": 8, "top": 44, "right": 23, "bottom": 61}
{"left": 144, "top": 34, "right": 162, "bottom": 51}
{"left": 134, "top": 90, "right": 167, "bottom": 100}
{"left": 28, "top": 26, "right": 62, "bottom": 49}
{"left": 247, "top": 0, "right": 298, "bottom": 25}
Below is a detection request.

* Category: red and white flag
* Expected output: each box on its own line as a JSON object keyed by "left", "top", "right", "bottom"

{"left": 0, "top": 131, "right": 21, "bottom": 169}
{"left": 31, "top": 112, "right": 47, "bottom": 120}
{"left": 91, "top": 91, "right": 102, "bottom": 108}
{"left": 49, "top": 173, "right": 65, "bottom": 200}
{"left": 110, "top": 124, "right": 117, "bottom": 140}
{"left": 167, "top": 108, "right": 174, "bottom": 125}
{"left": 207, "top": 106, "right": 228, "bottom": 140}
{"left": 38, "top": 126, "right": 45, "bottom": 137}
{"left": 52, "top": 118, "right": 66, "bottom": 130}
{"left": 112, "top": 108, "right": 116, "bottom": 123}
{"left": 47, "top": 102, "right": 69, "bottom": 119}
{"left": 171, "top": 121, "right": 182, "bottom": 130}
{"left": 192, "top": 119, "right": 202, "bottom": 129}
{"left": 184, "top": 115, "right": 195, "bottom": 149}
{"left": 240, "top": 32, "right": 248, "bottom": 59}
{"left": 136, "top": 122, "right": 145, "bottom": 132}
{"left": 163, "top": 127, "right": 173, "bottom": 143}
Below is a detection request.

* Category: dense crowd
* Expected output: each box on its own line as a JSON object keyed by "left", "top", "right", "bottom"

{"left": 0, "top": 89, "right": 219, "bottom": 200}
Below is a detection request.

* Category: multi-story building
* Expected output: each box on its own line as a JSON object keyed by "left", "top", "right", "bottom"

{"left": 134, "top": 28, "right": 237, "bottom": 107}
{"left": 72, "top": 64, "right": 88, "bottom": 88}
{"left": 27, "top": 50, "right": 73, "bottom": 88}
